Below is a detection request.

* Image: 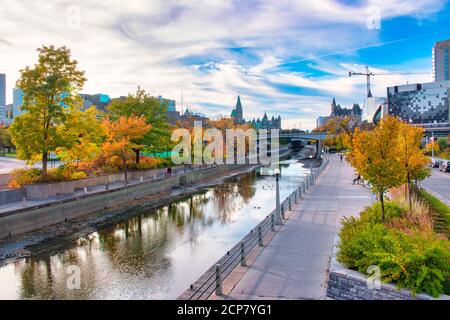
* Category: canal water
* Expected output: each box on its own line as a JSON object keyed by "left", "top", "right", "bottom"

{"left": 0, "top": 155, "right": 311, "bottom": 299}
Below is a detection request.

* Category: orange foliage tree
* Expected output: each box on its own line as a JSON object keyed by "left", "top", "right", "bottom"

{"left": 102, "top": 116, "right": 151, "bottom": 181}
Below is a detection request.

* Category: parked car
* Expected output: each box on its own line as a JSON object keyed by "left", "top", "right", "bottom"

{"left": 439, "top": 160, "right": 450, "bottom": 172}
{"left": 430, "top": 158, "right": 444, "bottom": 168}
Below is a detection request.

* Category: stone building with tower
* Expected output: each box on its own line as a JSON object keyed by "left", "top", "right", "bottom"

{"left": 230, "top": 95, "right": 281, "bottom": 129}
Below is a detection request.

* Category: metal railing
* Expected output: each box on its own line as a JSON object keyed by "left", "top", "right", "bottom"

{"left": 184, "top": 158, "right": 329, "bottom": 300}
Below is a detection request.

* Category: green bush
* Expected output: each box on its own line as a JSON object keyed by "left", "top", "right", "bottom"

{"left": 359, "top": 201, "right": 404, "bottom": 224}
{"left": 337, "top": 201, "right": 450, "bottom": 297}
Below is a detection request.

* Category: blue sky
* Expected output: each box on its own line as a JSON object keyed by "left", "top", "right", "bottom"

{"left": 0, "top": 0, "right": 449, "bottom": 129}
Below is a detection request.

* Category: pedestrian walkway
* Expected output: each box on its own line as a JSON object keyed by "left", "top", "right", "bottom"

{"left": 224, "top": 154, "right": 374, "bottom": 300}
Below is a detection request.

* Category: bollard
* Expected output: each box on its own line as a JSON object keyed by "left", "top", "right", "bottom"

{"left": 240, "top": 242, "right": 247, "bottom": 266}
{"left": 258, "top": 225, "right": 263, "bottom": 246}
{"left": 215, "top": 264, "right": 223, "bottom": 296}
{"left": 271, "top": 214, "right": 275, "bottom": 231}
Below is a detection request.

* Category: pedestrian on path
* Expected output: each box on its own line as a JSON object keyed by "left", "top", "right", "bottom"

{"left": 340, "top": 154, "right": 343, "bottom": 162}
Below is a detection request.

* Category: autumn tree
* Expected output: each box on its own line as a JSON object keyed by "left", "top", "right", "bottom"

{"left": 56, "top": 106, "right": 105, "bottom": 164}
{"left": 350, "top": 116, "right": 405, "bottom": 223}
{"left": 102, "top": 116, "right": 151, "bottom": 181}
{"left": 108, "top": 88, "right": 171, "bottom": 164}
{"left": 9, "top": 45, "right": 86, "bottom": 176}
{"left": 397, "top": 121, "right": 430, "bottom": 208}
{"left": 0, "top": 127, "right": 14, "bottom": 153}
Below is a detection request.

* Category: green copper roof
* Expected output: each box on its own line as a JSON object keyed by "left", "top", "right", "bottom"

{"left": 236, "top": 95, "right": 242, "bottom": 108}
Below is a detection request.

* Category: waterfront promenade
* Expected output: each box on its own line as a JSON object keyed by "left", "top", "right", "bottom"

{"left": 220, "top": 154, "right": 374, "bottom": 300}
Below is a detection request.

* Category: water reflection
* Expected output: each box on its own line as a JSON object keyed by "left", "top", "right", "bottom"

{"left": 0, "top": 158, "right": 310, "bottom": 299}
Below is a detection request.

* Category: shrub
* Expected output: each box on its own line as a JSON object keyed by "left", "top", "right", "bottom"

{"left": 358, "top": 201, "right": 404, "bottom": 224}
{"left": 7, "top": 168, "right": 42, "bottom": 188}
{"left": 337, "top": 200, "right": 450, "bottom": 297}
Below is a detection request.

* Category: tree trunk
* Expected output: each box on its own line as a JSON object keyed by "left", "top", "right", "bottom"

{"left": 133, "top": 148, "right": 140, "bottom": 165}
{"left": 407, "top": 173, "right": 412, "bottom": 210}
{"left": 123, "top": 157, "right": 128, "bottom": 181}
{"left": 42, "top": 151, "right": 48, "bottom": 176}
{"left": 380, "top": 192, "right": 385, "bottom": 224}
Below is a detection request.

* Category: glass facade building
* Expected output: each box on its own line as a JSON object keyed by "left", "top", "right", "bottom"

{"left": 433, "top": 39, "right": 450, "bottom": 81}
{"left": 387, "top": 81, "right": 450, "bottom": 124}
{"left": 0, "top": 74, "right": 5, "bottom": 107}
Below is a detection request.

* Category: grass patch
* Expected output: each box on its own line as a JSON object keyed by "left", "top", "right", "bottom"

{"left": 417, "top": 188, "right": 450, "bottom": 238}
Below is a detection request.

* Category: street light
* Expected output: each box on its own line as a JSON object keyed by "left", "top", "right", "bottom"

{"left": 309, "top": 155, "right": 313, "bottom": 175}
{"left": 274, "top": 168, "right": 282, "bottom": 225}
{"left": 431, "top": 131, "right": 435, "bottom": 160}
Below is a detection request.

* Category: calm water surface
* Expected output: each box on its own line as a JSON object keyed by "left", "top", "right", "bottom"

{"left": 0, "top": 156, "right": 310, "bottom": 299}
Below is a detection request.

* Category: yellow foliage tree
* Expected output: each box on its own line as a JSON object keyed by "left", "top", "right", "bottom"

{"left": 397, "top": 121, "right": 430, "bottom": 208}
{"left": 350, "top": 116, "right": 406, "bottom": 223}
{"left": 57, "top": 106, "right": 105, "bottom": 165}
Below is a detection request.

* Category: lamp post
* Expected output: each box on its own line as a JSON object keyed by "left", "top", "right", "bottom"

{"left": 309, "top": 155, "right": 313, "bottom": 175}
{"left": 431, "top": 131, "right": 435, "bottom": 160}
{"left": 274, "top": 168, "right": 282, "bottom": 225}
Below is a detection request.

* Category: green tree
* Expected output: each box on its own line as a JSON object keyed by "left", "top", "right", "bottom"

{"left": 9, "top": 45, "right": 86, "bottom": 176}
{"left": 108, "top": 88, "right": 172, "bottom": 164}
{"left": 0, "top": 127, "right": 14, "bottom": 153}
{"left": 437, "top": 137, "right": 448, "bottom": 152}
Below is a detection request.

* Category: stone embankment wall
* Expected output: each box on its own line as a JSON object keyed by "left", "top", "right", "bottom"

{"left": 0, "top": 164, "right": 244, "bottom": 239}
{"left": 326, "top": 238, "right": 450, "bottom": 300}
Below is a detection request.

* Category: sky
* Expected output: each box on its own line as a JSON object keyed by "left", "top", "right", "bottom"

{"left": 1, "top": 0, "right": 450, "bottom": 129}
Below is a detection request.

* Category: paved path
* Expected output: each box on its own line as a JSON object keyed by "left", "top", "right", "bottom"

{"left": 422, "top": 168, "right": 450, "bottom": 206}
{"left": 225, "top": 154, "right": 374, "bottom": 300}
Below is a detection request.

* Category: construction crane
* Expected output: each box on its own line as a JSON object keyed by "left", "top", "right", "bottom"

{"left": 348, "top": 66, "right": 376, "bottom": 98}
{"left": 348, "top": 66, "right": 431, "bottom": 98}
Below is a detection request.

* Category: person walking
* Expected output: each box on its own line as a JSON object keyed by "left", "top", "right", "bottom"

{"left": 340, "top": 153, "right": 343, "bottom": 162}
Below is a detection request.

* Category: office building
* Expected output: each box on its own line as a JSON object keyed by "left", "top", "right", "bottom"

{"left": 387, "top": 80, "right": 450, "bottom": 124}
{"left": 0, "top": 74, "right": 5, "bottom": 106}
{"left": 432, "top": 39, "right": 450, "bottom": 81}
{"left": 158, "top": 95, "right": 176, "bottom": 112}
{"left": 81, "top": 93, "right": 111, "bottom": 112}
{"left": 13, "top": 87, "right": 24, "bottom": 117}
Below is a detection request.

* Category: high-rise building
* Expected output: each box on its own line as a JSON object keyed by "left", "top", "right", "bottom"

{"left": 432, "top": 39, "right": 450, "bottom": 82}
{"left": 0, "top": 73, "right": 5, "bottom": 106}
{"left": 157, "top": 95, "right": 176, "bottom": 112}
{"left": 81, "top": 93, "right": 111, "bottom": 112}
{"left": 387, "top": 80, "right": 450, "bottom": 124}
{"left": 13, "top": 87, "right": 24, "bottom": 117}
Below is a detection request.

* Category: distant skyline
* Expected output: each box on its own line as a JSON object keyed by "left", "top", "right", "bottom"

{"left": 1, "top": 0, "right": 450, "bottom": 129}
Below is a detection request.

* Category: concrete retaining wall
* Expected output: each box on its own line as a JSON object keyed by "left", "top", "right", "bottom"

{"left": 24, "top": 166, "right": 189, "bottom": 200}
{"left": 326, "top": 269, "right": 449, "bottom": 300}
{"left": 0, "top": 164, "right": 242, "bottom": 239}
{"left": 326, "top": 237, "right": 450, "bottom": 300}
{"left": 0, "top": 188, "right": 26, "bottom": 205}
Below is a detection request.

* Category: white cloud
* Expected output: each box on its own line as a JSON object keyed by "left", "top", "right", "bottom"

{"left": 0, "top": 0, "right": 444, "bottom": 129}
